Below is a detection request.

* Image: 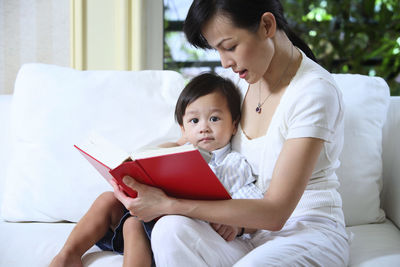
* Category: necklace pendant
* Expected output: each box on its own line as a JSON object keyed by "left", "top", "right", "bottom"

{"left": 256, "top": 104, "right": 262, "bottom": 114}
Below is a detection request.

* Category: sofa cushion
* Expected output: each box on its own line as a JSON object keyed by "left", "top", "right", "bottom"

{"left": 333, "top": 74, "right": 390, "bottom": 226}
{"left": 347, "top": 220, "right": 400, "bottom": 265}
{"left": 0, "top": 220, "right": 124, "bottom": 266}
{"left": 1, "top": 64, "right": 184, "bottom": 222}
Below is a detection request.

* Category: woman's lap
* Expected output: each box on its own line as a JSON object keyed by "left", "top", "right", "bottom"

{"left": 151, "top": 215, "right": 349, "bottom": 267}
{"left": 151, "top": 215, "right": 254, "bottom": 266}
{"left": 235, "top": 219, "right": 349, "bottom": 267}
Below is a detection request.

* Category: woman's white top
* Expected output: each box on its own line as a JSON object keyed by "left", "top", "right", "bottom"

{"left": 226, "top": 50, "right": 345, "bottom": 225}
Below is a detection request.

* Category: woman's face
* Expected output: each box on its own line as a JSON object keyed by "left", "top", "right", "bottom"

{"left": 202, "top": 14, "right": 274, "bottom": 84}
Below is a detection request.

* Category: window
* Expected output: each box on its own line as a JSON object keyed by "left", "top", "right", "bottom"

{"left": 163, "top": 0, "right": 223, "bottom": 79}
{"left": 163, "top": 0, "right": 400, "bottom": 95}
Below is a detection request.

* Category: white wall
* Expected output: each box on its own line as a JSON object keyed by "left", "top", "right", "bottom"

{"left": 71, "top": 0, "right": 163, "bottom": 71}
{"left": 0, "top": 0, "right": 70, "bottom": 94}
{"left": 144, "top": 0, "right": 164, "bottom": 70}
{"left": 0, "top": 0, "right": 163, "bottom": 94}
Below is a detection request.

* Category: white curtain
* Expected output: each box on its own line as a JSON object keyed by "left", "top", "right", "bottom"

{"left": 0, "top": 0, "right": 69, "bottom": 94}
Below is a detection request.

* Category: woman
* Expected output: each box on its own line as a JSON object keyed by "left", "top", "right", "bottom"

{"left": 113, "top": 0, "right": 350, "bottom": 266}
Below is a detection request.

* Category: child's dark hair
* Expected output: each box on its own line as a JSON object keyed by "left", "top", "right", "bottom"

{"left": 175, "top": 72, "right": 241, "bottom": 126}
{"left": 183, "top": 0, "right": 316, "bottom": 62}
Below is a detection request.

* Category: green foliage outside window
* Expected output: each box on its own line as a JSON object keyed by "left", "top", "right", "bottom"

{"left": 282, "top": 0, "right": 400, "bottom": 95}
{"left": 164, "top": 0, "right": 400, "bottom": 95}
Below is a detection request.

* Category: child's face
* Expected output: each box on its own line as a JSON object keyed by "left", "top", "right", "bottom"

{"left": 181, "top": 91, "right": 238, "bottom": 152}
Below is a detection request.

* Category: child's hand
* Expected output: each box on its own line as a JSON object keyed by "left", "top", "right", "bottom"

{"left": 210, "top": 223, "right": 240, "bottom": 241}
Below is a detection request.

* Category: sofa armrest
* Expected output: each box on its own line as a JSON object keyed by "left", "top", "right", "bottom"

{"left": 0, "top": 94, "right": 13, "bottom": 214}
{"left": 382, "top": 96, "right": 400, "bottom": 229}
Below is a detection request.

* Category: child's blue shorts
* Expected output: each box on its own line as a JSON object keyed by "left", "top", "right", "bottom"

{"left": 95, "top": 208, "right": 156, "bottom": 254}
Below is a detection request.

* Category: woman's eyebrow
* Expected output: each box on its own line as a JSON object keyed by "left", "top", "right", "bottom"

{"left": 215, "top": 38, "right": 232, "bottom": 48}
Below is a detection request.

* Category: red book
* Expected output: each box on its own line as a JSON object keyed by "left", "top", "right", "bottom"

{"left": 74, "top": 133, "right": 231, "bottom": 200}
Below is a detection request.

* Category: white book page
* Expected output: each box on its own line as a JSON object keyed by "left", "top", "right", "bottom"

{"left": 131, "top": 143, "right": 212, "bottom": 163}
{"left": 78, "top": 132, "right": 130, "bottom": 169}
{"left": 131, "top": 143, "right": 197, "bottom": 159}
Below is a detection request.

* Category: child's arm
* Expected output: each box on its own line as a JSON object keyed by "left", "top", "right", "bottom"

{"left": 157, "top": 142, "right": 180, "bottom": 148}
{"left": 231, "top": 182, "right": 264, "bottom": 199}
{"left": 209, "top": 222, "right": 241, "bottom": 241}
{"left": 157, "top": 135, "right": 187, "bottom": 148}
{"left": 209, "top": 153, "right": 262, "bottom": 240}
{"left": 211, "top": 183, "right": 260, "bottom": 240}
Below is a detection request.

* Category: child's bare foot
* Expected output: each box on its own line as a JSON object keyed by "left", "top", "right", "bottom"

{"left": 49, "top": 252, "right": 83, "bottom": 267}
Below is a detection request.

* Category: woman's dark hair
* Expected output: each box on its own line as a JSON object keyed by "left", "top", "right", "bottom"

{"left": 183, "top": 0, "right": 317, "bottom": 62}
{"left": 175, "top": 72, "right": 241, "bottom": 126}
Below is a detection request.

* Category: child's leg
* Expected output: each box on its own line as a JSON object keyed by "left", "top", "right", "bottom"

{"left": 122, "top": 217, "right": 152, "bottom": 267}
{"left": 50, "top": 191, "right": 125, "bottom": 267}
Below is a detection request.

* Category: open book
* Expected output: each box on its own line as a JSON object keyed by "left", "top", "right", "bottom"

{"left": 74, "top": 133, "right": 231, "bottom": 200}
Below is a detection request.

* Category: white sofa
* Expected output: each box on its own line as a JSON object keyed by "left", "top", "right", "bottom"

{"left": 0, "top": 64, "right": 399, "bottom": 267}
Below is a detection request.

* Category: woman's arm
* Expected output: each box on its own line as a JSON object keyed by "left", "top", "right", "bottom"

{"left": 113, "top": 137, "right": 323, "bottom": 231}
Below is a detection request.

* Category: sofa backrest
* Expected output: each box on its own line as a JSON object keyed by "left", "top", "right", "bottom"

{"left": 332, "top": 74, "right": 390, "bottom": 226}
{"left": 0, "top": 94, "right": 12, "bottom": 211}
{"left": 0, "top": 64, "right": 394, "bottom": 228}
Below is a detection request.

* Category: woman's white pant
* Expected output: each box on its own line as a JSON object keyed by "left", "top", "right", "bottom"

{"left": 150, "top": 215, "right": 349, "bottom": 267}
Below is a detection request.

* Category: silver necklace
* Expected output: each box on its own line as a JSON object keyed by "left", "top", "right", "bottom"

{"left": 256, "top": 45, "right": 293, "bottom": 114}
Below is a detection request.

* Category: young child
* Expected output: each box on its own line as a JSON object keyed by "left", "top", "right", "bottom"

{"left": 50, "top": 72, "right": 262, "bottom": 267}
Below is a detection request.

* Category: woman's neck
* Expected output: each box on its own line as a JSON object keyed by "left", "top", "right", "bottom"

{"left": 261, "top": 32, "right": 301, "bottom": 95}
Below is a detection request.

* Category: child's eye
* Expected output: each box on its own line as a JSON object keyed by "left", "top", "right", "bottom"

{"left": 189, "top": 118, "right": 199, "bottom": 124}
{"left": 210, "top": 116, "right": 220, "bottom": 122}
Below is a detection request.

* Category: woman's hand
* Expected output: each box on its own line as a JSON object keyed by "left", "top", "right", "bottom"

{"left": 210, "top": 223, "right": 240, "bottom": 241}
{"left": 110, "top": 176, "right": 172, "bottom": 222}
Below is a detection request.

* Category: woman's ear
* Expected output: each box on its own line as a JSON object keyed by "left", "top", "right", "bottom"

{"left": 259, "top": 12, "right": 277, "bottom": 38}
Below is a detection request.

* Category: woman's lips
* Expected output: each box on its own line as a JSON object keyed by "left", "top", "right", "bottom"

{"left": 239, "top": 70, "right": 248, "bottom": 79}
